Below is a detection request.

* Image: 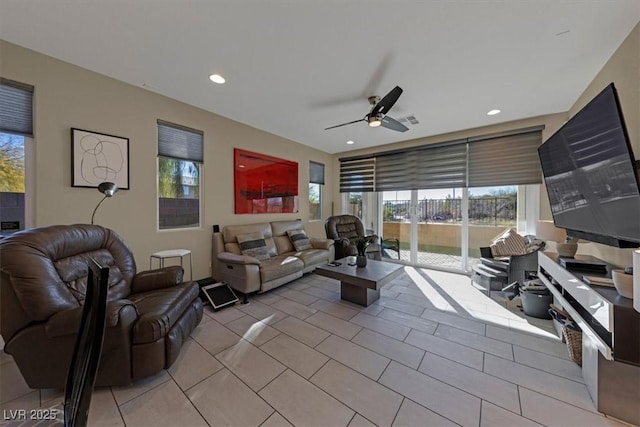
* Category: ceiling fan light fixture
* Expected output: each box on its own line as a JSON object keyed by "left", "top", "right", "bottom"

{"left": 368, "top": 114, "right": 383, "bottom": 127}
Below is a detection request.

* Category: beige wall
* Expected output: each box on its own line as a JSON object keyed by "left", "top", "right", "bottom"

{"left": 563, "top": 22, "right": 640, "bottom": 268}
{"left": 0, "top": 40, "right": 333, "bottom": 279}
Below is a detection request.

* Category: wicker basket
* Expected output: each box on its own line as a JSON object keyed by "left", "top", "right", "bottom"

{"left": 562, "top": 327, "right": 582, "bottom": 366}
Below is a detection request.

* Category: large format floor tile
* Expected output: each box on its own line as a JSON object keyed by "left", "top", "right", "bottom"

{"left": 259, "top": 369, "right": 355, "bottom": 427}
{"left": 392, "top": 398, "right": 458, "bottom": 427}
{"left": 519, "top": 387, "right": 626, "bottom": 427}
{"left": 305, "top": 311, "right": 362, "bottom": 339}
{"left": 351, "top": 329, "right": 425, "bottom": 369}
{"left": 225, "top": 315, "right": 281, "bottom": 346}
{"left": 167, "top": 338, "right": 224, "bottom": 391}
{"left": 260, "top": 334, "right": 329, "bottom": 379}
{"left": 480, "top": 401, "right": 542, "bottom": 427}
{"left": 484, "top": 354, "right": 596, "bottom": 412}
{"left": 215, "top": 339, "right": 286, "bottom": 391}
{"left": 236, "top": 300, "right": 288, "bottom": 325}
{"left": 418, "top": 352, "right": 520, "bottom": 413}
{"left": 378, "top": 308, "right": 438, "bottom": 335}
{"left": 434, "top": 323, "right": 514, "bottom": 360}
{"left": 272, "top": 315, "right": 331, "bottom": 347}
{"left": 404, "top": 329, "right": 484, "bottom": 371}
{"left": 119, "top": 380, "right": 207, "bottom": 426}
{"left": 379, "top": 361, "right": 481, "bottom": 427}
{"left": 187, "top": 368, "right": 274, "bottom": 426}
{"left": 310, "top": 299, "right": 360, "bottom": 320}
{"left": 316, "top": 335, "right": 390, "bottom": 380}
{"left": 311, "top": 360, "right": 403, "bottom": 427}
{"left": 349, "top": 312, "right": 411, "bottom": 341}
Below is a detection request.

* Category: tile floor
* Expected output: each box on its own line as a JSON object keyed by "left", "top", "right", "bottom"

{"left": 0, "top": 266, "right": 631, "bottom": 426}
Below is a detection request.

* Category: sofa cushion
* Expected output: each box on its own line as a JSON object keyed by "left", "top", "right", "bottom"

{"left": 287, "top": 229, "right": 312, "bottom": 251}
{"left": 259, "top": 255, "right": 304, "bottom": 283}
{"left": 295, "top": 248, "right": 330, "bottom": 268}
{"left": 237, "top": 232, "right": 271, "bottom": 261}
{"left": 490, "top": 228, "right": 527, "bottom": 257}
{"left": 129, "top": 282, "right": 200, "bottom": 344}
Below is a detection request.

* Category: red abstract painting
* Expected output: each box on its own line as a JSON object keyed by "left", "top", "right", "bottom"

{"left": 234, "top": 149, "right": 299, "bottom": 214}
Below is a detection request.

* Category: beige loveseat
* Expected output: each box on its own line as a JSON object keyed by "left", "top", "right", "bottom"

{"left": 212, "top": 220, "right": 334, "bottom": 302}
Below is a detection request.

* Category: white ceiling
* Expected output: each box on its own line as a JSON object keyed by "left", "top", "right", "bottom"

{"left": 1, "top": 1, "right": 639, "bottom": 154}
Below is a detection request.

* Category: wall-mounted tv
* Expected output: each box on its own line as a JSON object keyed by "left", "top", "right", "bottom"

{"left": 538, "top": 83, "right": 640, "bottom": 248}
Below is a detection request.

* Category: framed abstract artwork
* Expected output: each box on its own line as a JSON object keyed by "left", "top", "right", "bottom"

{"left": 71, "top": 128, "right": 130, "bottom": 189}
{"left": 234, "top": 148, "right": 298, "bottom": 214}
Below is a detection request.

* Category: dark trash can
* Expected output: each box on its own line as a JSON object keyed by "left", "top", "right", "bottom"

{"left": 520, "top": 281, "right": 553, "bottom": 319}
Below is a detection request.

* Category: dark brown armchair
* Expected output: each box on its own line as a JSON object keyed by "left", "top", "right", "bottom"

{"left": 0, "top": 224, "right": 204, "bottom": 388}
{"left": 324, "top": 215, "right": 381, "bottom": 260}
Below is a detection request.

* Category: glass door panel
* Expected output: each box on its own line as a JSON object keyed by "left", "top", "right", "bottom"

{"left": 467, "top": 185, "right": 519, "bottom": 269}
{"left": 414, "top": 188, "right": 462, "bottom": 271}
{"left": 381, "top": 191, "right": 411, "bottom": 261}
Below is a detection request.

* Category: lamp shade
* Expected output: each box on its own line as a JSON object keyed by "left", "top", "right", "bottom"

{"left": 536, "top": 220, "right": 567, "bottom": 242}
{"left": 98, "top": 182, "right": 118, "bottom": 197}
{"left": 91, "top": 182, "right": 119, "bottom": 224}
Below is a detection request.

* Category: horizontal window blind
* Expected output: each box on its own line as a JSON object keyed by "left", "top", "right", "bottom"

{"left": 157, "top": 120, "right": 203, "bottom": 162}
{"left": 339, "top": 126, "right": 543, "bottom": 192}
{"left": 0, "top": 78, "right": 34, "bottom": 137}
{"left": 339, "top": 157, "right": 375, "bottom": 192}
{"left": 309, "top": 161, "right": 325, "bottom": 185}
{"left": 468, "top": 129, "right": 542, "bottom": 187}
{"left": 376, "top": 143, "right": 467, "bottom": 191}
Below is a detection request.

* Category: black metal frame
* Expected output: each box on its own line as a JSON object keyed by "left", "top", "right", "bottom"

{"left": 64, "top": 257, "right": 109, "bottom": 427}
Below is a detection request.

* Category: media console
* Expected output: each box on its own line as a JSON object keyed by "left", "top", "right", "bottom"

{"left": 538, "top": 252, "right": 639, "bottom": 425}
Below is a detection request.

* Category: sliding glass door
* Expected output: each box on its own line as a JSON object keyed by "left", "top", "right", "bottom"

{"left": 346, "top": 184, "right": 538, "bottom": 273}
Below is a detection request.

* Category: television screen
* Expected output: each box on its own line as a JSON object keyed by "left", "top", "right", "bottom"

{"left": 538, "top": 83, "right": 640, "bottom": 246}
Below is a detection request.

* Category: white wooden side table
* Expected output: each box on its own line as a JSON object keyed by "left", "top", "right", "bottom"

{"left": 150, "top": 249, "right": 192, "bottom": 281}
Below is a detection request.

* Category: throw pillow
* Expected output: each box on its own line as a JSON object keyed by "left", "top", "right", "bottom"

{"left": 490, "top": 228, "right": 527, "bottom": 257}
{"left": 236, "top": 231, "right": 270, "bottom": 261}
{"left": 287, "top": 229, "right": 312, "bottom": 251}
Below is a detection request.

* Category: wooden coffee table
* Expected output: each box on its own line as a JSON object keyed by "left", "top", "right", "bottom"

{"left": 314, "top": 258, "right": 404, "bottom": 306}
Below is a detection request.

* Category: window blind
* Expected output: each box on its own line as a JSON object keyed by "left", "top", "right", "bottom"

{"left": 467, "top": 129, "right": 542, "bottom": 187}
{"left": 309, "top": 161, "right": 325, "bottom": 185}
{"left": 0, "top": 78, "right": 34, "bottom": 137}
{"left": 157, "top": 120, "right": 203, "bottom": 162}
{"left": 339, "top": 126, "right": 543, "bottom": 192}
{"left": 339, "top": 157, "right": 375, "bottom": 192}
{"left": 376, "top": 142, "right": 467, "bottom": 191}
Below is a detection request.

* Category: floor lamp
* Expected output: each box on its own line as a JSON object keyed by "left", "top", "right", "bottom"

{"left": 91, "top": 182, "right": 119, "bottom": 225}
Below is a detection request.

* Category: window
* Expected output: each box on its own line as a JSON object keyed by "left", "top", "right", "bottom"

{"left": 309, "top": 161, "right": 324, "bottom": 220}
{"left": 0, "top": 79, "right": 33, "bottom": 234}
{"left": 157, "top": 120, "right": 203, "bottom": 230}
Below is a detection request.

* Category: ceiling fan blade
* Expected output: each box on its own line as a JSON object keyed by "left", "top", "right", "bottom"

{"left": 370, "top": 86, "right": 403, "bottom": 116}
{"left": 324, "top": 118, "right": 366, "bottom": 130}
{"left": 381, "top": 116, "right": 409, "bottom": 132}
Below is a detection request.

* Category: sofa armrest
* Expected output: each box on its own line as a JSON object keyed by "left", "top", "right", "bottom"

{"left": 310, "top": 238, "right": 334, "bottom": 250}
{"left": 45, "top": 300, "right": 138, "bottom": 339}
{"left": 131, "top": 266, "right": 184, "bottom": 294}
{"left": 334, "top": 237, "right": 352, "bottom": 248}
{"left": 217, "top": 252, "right": 262, "bottom": 265}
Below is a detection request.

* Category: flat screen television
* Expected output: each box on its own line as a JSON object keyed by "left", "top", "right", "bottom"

{"left": 538, "top": 83, "right": 640, "bottom": 248}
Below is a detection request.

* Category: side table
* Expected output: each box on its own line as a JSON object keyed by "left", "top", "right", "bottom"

{"left": 150, "top": 249, "right": 193, "bottom": 281}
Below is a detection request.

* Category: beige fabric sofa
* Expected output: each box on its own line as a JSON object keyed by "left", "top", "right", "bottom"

{"left": 212, "top": 220, "right": 334, "bottom": 302}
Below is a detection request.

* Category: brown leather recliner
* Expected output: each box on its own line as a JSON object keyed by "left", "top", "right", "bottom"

{"left": 324, "top": 215, "right": 381, "bottom": 260}
{"left": 0, "top": 224, "right": 203, "bottom": 389}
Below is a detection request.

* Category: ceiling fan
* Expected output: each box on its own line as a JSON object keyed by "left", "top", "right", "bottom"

{"left": 324, "top": 86, "right": 409, "bottom": 132}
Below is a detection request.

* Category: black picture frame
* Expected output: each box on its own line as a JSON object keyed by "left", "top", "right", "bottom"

{"left": 71, "top": 128, "right": 130, "bottom": 190}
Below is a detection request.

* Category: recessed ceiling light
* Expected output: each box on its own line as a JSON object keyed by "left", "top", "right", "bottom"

{"left": 346, "top": 140, "right": 355, "bottom": 145}
{"left": 487, "top": 109, "right": 501, "bottom": 116}
{"left": 209, "top": 74, "right": 226, "bottom": 84}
